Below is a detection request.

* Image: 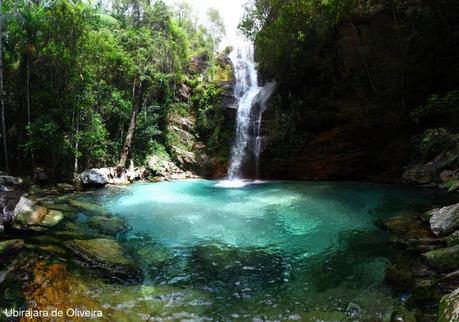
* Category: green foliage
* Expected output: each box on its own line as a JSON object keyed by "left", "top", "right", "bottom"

{"left": 412, "top": 91, "right": 459, "bottom": 131}
{"left": 419, "top": 128, "right": 458, "bottom": 161}
{"left": 1, "top": 0, "right": 226, "bottom": 174}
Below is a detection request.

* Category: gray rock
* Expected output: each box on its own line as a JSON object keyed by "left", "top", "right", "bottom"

{"left": 80, "top": 168, "right": 110, "bottom": 186}
{"left": 0, "top": 176, "right": 21, "bottom": 190}
{"left": 429, "top": 203, "right": 459, "bottom": 236}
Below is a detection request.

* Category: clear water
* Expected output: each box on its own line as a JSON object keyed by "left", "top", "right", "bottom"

{"left": 71, "top": 180, "right": 443, "bottom": 321}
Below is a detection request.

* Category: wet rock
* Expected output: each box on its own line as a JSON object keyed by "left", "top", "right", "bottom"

{"left": 382, "top": 212, "right": 442, "bottom": 252}
{"left": 13, "top": 197, "right": 64, "bottom": 231}
{"left": 390, "top": 306, "right": 417, "bottom": 322}
{"left": 56, "top": 183, "right": 75, "bottom": 192}
{"left": 80, "top": 168, "right": 110, "bottom": 186}
{"left": 386, "top": 256, "right": 438, "bottom": 293}
{"left": 438, "top": 288, "right": 459, "bottom": 322}
{"left": 88, "top": 215, "right": 128, "bottom": 236}
{"left": 67, "top": 198, "right": 107, "bottom": 216}
{"left": 22, "top": 260, "right": 210, "bottom": 321}
{"left": 65, "top": 238, "right": 138, "bottom": 278}
{"left": 422, "top": 244, "right": 459, "bottom": 271}
{"left": 429, "top": 203, "right": 459, "bottom": 236}
{"left": 135, "top": 243, "right": 172, "bottom": 267}
{"left": 0, "top": 239, "right": 24, "bottom": 256}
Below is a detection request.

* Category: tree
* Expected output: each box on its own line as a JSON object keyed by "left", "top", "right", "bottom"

{"left": 0, "top": 0, "right": 8, "bottom": 172}
{"left": 206, "top": 7, "right": 225, "bottom": 49}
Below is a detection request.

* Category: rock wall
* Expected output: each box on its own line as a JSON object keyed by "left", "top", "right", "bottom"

{"left": 258, "top": 1, "right": 459, "bottom": 182}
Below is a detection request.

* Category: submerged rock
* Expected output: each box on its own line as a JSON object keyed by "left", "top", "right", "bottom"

{"left": 429, "top": 203, "right": 459, "bottom": 236}
{"left": 439, "top": 288, "right": 459, "bottom": 322}
{"left": 67, "top": 198, "right": 107, "bottom": 216}
{"left": 88, "top": 215, "right": 128, "bottom": 236}
{"left": 422, "top": 244, "right": 459, "bottom": 271}
{"left": 13, "top": 196, "right": 64, "bottom": 231}
{"left": 386, "top": 256, "right": 439, "bottom": 301}
{"left": 0, "top": 239, "right": 24, "bottom": 256}
{"left": 135, "top": 243, "right": 172, "bottom": 268}
{"left": 65, "top": 238, "right": 138, "bottom": 279}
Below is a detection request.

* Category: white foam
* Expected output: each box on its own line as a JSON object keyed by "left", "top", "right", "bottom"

{"left": 215, "top": 179, "right": 266, "bottom": 189}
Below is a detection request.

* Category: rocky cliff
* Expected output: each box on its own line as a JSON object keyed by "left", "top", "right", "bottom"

{"left": 257, "top": 1, "right": 459, "bottom": 182}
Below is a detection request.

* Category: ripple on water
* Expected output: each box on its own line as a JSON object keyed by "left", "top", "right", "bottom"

{"left": 10, "top": 179, "right": 445, "bottom": 321}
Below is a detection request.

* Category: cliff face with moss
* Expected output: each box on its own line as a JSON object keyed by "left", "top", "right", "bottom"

{"left": 241, "top": 0, "right": 459, "bottom": 182}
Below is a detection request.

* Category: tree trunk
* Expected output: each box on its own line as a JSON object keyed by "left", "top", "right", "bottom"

{"left": 118, "top": 81, "right": 143, "bottom": 169}
{"left": 26, "top": 56, "right": 35, "bottom": 169}
{"left": 0, "top": 0, "right": 9, "bottom": 173}
{"left": 73, "top": 104, "right": 80, "bottom": 180}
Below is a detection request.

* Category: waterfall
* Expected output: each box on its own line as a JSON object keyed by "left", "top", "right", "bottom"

{"left": 225, "top": 44, "right": 275, "bottom": 182}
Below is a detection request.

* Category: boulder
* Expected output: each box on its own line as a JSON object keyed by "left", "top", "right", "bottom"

{"left": 65, "top": 238, "right": 139, "bottom": 279}
{"left": 0, "top": 239, "right": 24, "bottom": 256}
{"left": 13, "top": 196, "right": 64, "bottom": 231}
{"left": 80, "top": 168, "right": 110, "bottom": 186}
{"left": 439, "top": 288, "right": 459, "bottom": 322}
{"left": 422, "top": 244, "right": 459, "bottom": 271}
{"left": 429, "top": 203, "right": 459, "bottom": 236}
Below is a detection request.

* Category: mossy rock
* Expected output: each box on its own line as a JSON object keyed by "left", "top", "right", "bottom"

{"left": 65, "top": 238, "right": 139, "bottom": 279}
{"left": 382, "top": 212, "right": 441, "bottom": 252}
{"left": 0, "top": 239, "right": 24, "bottom": 256}
{"left": 67, "top": 199, "right": 107, "bottom": 216}
{"left": 438, "top": 288, "right": 459, "bottom": 322}
{"left": 445, "top": 231, "right": 459, "bottom": 246}
{"left": 422, "top": 244, "right": 459, "bottom": 271}
{"left": 136, "top": 244, "right": 172, "bottom": 267}
{"left": 13, "top": 197, "right": 64, "bottom": 231}
{"left": 87, "top": 216, "right": 128, "bottom": 236}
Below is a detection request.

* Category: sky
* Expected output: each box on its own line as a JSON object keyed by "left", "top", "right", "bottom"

{"left": 165, "top": 0, "right": 248, "bottom": 48}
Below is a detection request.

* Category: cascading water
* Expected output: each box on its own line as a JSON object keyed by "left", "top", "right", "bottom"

{"left": 225, "top": 44, "right": 275, "bottom": 184}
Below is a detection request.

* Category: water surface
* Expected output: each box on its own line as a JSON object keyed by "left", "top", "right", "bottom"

{"left": 72, "top": 180, "right": 443, "bottom": 320}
